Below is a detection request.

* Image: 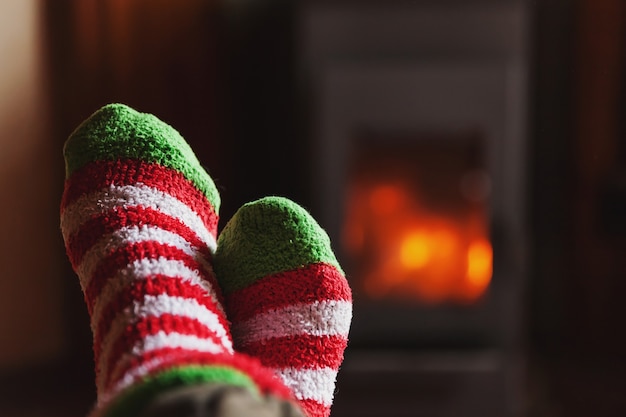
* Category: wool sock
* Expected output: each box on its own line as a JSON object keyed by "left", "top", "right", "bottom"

{"left": 60, "top": 104, "right": 297, "bottom": 417}
{"left": 213, "top": 196, "right": 353, "bottom": 417}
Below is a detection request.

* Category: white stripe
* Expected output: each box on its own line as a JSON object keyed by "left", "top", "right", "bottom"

{"left": 77, "top": 225, "right": 213, "bottom": 292}
{"left": 105, "top": 332, "right": 226, "bottom": 393}
{"left": 99, "top": 293, "right": 232, "bottom": 367}
{"left": 232, "top": 300, "right": 352, "bottom": 345}
{"left": 61, "top": 184, "right": 216, "bottom": 253}
{"left": 91, "top": 257, "right": 224, "bottom": 334}
{"left": 96, "top": 294, "right": 233, "bottom": 391}
{"left": 136, "top": 332, "right": 225, "bottom": 355}
{"left": 277, "top": 367, "right": 338, "bottom": 406}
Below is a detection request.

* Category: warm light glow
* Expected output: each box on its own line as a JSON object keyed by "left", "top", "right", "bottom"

{"left": 397, "top": 224, "right": 464, "bottom": 304}
{"left": 466, "top": 239, "right": 493, "bottom": 288}
{"left": 400, "top": 232, "right": 431, "bottom": 269}
{"left": 342, "top": 218, "right": 365, "bottom": 254}
{"left": 430, "top": 229, "right": 457, "bottom": 259}
{"left": 345, "top": 177, "right": 492, "bottom": 305}
{"left": 369, "top": 185, "right": 404, "bottom": 215}
{"left": 344, "top": 138, "right": 492, "bottom": 305}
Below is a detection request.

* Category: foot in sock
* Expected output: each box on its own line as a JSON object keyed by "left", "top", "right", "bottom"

{"left": 213, "top": 196, "right": 353, "bottom": 417}
{"left": 138, "top": 383, "right": 304, "bottom": 417}
{"left": 60, "top": 104, "right": 300, "bottom": 417}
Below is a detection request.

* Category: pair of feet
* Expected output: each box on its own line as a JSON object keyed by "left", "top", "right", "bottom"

{"left": 59, "top": 104, "right": 352, "bottom": 417}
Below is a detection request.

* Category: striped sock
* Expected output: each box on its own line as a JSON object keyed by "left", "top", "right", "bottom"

{"left": 213, "top": 196, "right": 353, "bottom": 417}
{"left": 60, "top": 104, "right": 295, "bottom": 417}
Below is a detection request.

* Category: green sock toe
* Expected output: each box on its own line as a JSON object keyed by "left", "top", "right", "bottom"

{"left": 214, "top": 196, "right": 343, "bottom": 294}
{"left": 63, "top": 103, "right": 220, "bottom": 211}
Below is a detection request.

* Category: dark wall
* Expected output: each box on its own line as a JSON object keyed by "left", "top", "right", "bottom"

{"left": 527, "top": 0, "right": 577, "bottom": 358}
{"left": 528, "top": 0, "right": 626, "bottom": 415}
{"left": 217, "top": 0, "right": 308, "bottom": 219}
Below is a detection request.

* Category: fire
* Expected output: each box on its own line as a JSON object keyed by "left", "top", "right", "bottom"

{"left": 369, "top": 185, "right": 404, "bottom": 215}
{"left": 466, "top": 239, "right": 493, "bottom": 292}
{"left": 400, "top": 232, "right": 431, "bottom": 269}
{"left": 343, "top": 182, "right": 492, "bottom": 305}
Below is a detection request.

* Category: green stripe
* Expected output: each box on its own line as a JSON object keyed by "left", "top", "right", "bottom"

{"left": 214, "top": 196, "right": 342, "bottom": 294}
{"left": 103, "top": 365, "right": 258, "bottom": 417}
{"left": 63, "top": 103, "right": 220, "bottom": 211}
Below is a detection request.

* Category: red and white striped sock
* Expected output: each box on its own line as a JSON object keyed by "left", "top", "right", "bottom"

{"left": 60, "top": 104, "right": 296, "bottom": 417}
{"left": 213, "top": 196, "right": 353, "bottom": 417}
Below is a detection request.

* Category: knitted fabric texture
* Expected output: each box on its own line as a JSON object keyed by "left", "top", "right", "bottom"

{"left": 60, "top": 104, "right": 293, "bottom": 417}
{"left": 213, "top": 196, "right": 353, "bottom": 417}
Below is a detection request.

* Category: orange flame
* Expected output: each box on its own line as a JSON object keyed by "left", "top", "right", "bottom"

{"left": 343, "top": 182, "right": 492, "bottom": 305}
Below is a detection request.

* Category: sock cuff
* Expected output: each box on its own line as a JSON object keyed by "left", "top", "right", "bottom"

{"left": 96, "top": 365, "right": 258, "bottom": 417}
{"left": 94, "top": 351, "right": 295, "bottom": 417}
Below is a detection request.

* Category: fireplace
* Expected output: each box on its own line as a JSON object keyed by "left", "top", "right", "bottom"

{"left": 305, "top": 61, "right": 527, "bottom": 350}
{"left": 298, "top": 2, "right": 530, "bottom": 416}
{"left": 340, "top": 129, "right": 499, "bottom": 351}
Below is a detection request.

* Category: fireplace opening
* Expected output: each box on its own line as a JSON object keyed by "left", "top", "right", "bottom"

{"left": 338, "top": 130, "right": 501, "bottom": 350}
{"left": 342, "top": 131, "right": 492, "bottom": 308}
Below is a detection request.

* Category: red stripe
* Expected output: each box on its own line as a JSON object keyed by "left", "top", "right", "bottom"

{"left": 92, "top": 275, "right": 230, "bottom": 365}
{"left": 60, "top": 159, "right": 218, "bottom": 237}
{"left": 85, "top": 242, "right": 217, "bottom": 314}
{"left": 102, "top": 314, "right": 225, "bottom": 388}
{"left": 238, "top": 334, "right": 347, "bottom": 370}
{"left": 66, "top": 206, "right": 211, "bottom": 268}
{"left": 299, "top": 398, "right": 330, "bottom": 417}
{"left": 107, "top": 349, "right": 294, "bottom": 401}
{"left": 225, "top": 263, "right": 352, "bottom": 323}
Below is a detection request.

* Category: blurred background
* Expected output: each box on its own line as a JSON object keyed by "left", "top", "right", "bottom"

{"left": 0, "top": 0, "right": 625, "bottom": 416}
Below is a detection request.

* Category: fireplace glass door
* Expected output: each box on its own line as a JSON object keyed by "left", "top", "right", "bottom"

{"left": 342, "top": 132, "right": 492, "bottom": 308}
